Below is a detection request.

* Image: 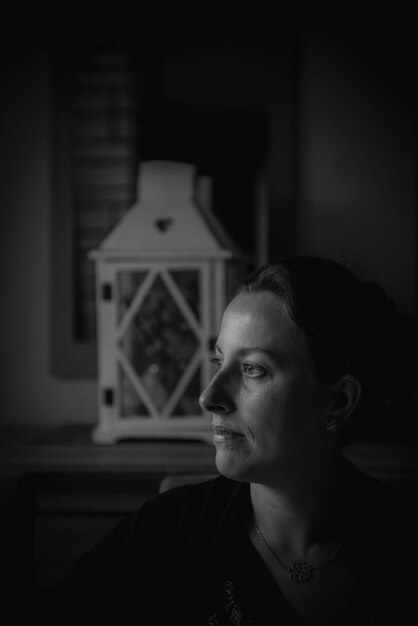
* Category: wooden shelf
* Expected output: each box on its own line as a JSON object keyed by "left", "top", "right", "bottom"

{"left": 0, "top": 424, "right": 217, "bottom": 476}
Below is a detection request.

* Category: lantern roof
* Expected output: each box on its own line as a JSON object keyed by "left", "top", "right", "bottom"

{"left": 90, "top": 160, "right": 244, "bottom": 260}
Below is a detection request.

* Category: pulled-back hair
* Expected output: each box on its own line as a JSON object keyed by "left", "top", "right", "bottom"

{"left": 237, "top": 257, "right": 417, "bottom": 443}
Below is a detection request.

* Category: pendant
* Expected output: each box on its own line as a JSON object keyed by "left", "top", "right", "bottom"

{"left": 287, "top": 561, "right": 314, "bottom": 584}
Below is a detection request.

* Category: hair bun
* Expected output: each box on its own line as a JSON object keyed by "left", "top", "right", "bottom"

{"left": 359, "top": 281, "right": 394, "bottom": 311}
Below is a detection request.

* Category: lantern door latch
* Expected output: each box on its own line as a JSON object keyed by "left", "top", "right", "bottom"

{"left": 101, "top": 283, "right": 113, "bottom": 301}
{"left": 102, "top": 387, "right": 114, "bottom": 406}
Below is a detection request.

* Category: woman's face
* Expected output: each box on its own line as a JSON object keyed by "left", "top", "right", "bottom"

{"left": 199, "top": 291, "right": 336, "bottom": 485}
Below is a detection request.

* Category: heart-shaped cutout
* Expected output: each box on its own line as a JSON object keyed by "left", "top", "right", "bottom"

{"left": 155, "top": 218, "right": 174, "bottom": 233}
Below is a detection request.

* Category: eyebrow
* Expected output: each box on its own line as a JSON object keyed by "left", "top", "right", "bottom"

{"left": 214, "top": 345, "right": 281, "bottom": 362}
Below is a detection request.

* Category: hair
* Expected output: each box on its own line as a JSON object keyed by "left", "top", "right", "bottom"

{"left": 236, "top": 257, "right": 418, "bottom": 443}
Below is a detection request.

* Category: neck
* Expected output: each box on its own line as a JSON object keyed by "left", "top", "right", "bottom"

{"left": 250, "top": 455, "right": 347, "bottom": 556}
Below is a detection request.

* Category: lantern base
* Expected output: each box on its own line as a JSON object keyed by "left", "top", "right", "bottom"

{"left": 92, "top": 418, "right": 214, "bottom": 446}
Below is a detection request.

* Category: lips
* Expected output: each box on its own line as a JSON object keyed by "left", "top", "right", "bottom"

{"left": 212, "top": 425, "right": 246, "bottom": 442}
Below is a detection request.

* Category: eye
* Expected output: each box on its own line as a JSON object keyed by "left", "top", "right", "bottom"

{"left": 208, "top": 356, "right": 222, "bottom": 368}
{"left": 241, "top": 362, "right": 266, "bottom": 379}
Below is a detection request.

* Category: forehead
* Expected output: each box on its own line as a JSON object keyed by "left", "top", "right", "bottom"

{"left": 218, "top": 291, "right": 308, "bottom": 357}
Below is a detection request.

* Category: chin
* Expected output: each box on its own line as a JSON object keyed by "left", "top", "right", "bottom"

{"left": 215, "top": 447, "right": 253, "bottom": 483}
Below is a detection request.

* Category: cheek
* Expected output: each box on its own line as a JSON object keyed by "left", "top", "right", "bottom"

{"left": 246, "top": 379, "right": 317, "bottom": 437}
{"left": 245, "top": 390, "right": 285, "bottom": 438}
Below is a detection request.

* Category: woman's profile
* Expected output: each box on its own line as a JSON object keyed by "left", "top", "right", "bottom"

{"left": 37, "top": 257, "right": 418, "bottom": 624}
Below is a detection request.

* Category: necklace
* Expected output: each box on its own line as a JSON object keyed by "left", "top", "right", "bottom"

{"left": 253, "top": 523, "right": 347, "bottom": 584}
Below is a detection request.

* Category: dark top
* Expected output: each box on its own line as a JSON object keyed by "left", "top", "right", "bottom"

{"left": 36, "top": 461, "right": 418, "bottom": 625}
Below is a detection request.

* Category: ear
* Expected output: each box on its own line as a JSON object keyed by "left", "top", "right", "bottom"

{"left": 325, "top": 375, "right": 362, "bottom": 432}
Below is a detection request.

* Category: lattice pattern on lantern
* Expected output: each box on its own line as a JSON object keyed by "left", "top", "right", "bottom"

{"left": 117, "top": 269, "right": 201, "bottom": 418}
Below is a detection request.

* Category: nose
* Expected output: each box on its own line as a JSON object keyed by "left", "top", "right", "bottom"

{"left": 199, "top": 374, "right": 235, "bottom": 415}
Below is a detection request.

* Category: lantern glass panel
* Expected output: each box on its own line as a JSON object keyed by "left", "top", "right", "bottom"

{"left": 170, "top": 270, "right": 200, "bottom": 320}
{"left": 172, "top": 367, "right": 202, "bottom": 417}
{"left": 117, "top": 270, "right": 201, "bottom": 416}
{"left": 117, "top": 271, "right": 148, "bottom": 324}
{"left": 119, "top": 367, "right": 150, "bottom": 418}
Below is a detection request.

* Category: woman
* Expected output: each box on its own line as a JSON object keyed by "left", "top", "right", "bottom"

{"left": 43, "top": 257, "right": 417, "bottom": 624}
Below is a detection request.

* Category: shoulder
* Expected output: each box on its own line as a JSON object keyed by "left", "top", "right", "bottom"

{"left": 144, "top": 474, "right": 239, "bottom": 517}
{"left": 347, "top": 458, "right": 417, "bottom": 511}
{"left": 59, "top": 475, "right": 245, "bottom": 602}
{"left": 346, "top": 459, "right": 418, "bottom": 556}
{"left": 73, "top": 475, "right": 243, "bottom": 563}
{"left": 126, "top": 474, "right": 245, "bottom": 544}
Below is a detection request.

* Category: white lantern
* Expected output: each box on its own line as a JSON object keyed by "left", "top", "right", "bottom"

{"left": 89, "top": 161, "right": 244, "bottom": 444}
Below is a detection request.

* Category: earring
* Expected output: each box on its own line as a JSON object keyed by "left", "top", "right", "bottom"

{"left": 326, "top": 419, "right": 337, "bottom": 432}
